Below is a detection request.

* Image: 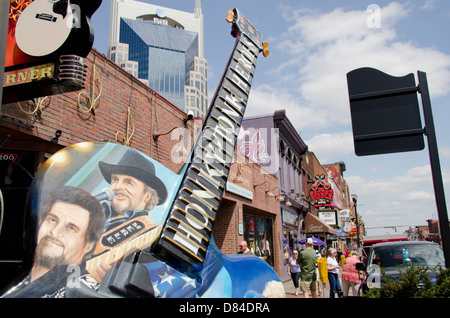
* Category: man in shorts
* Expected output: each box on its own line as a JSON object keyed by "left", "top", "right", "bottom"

{"left": 298, "top": 238, "right": 318, "bottom": 298}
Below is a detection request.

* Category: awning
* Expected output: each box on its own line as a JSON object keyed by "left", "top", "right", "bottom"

{"left": 305, "top": 212, "right": 336, "bottom": 235}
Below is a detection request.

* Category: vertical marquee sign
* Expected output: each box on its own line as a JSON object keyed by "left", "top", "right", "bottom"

{"left": 310, "top": 175, "right": 340, "bottom": 228}
{"left": 309, "top": 174, "right": 333, "bottom": 209}
{"left": 152, "top": 8, "right": 269, "bottom": 267}
{"left": 3, "top": 0, "right": 102, "bottom": 104}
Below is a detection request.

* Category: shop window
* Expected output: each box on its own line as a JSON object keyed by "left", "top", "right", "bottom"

{"left": 243, "top": 215, "right": 274, "bottom": 267}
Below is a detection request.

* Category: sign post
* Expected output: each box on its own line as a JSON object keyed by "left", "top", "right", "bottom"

{"left": 417, "top": 71, "right": 450, "bottom": 268}
{"left": 347, "top": 67, "right": 450, "bottom": 268}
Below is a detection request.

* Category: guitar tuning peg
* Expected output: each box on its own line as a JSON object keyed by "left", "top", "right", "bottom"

{"left": 262, "top": 42, "right": 270, "bottom": 57}
{"left": 226, "top": 10, "right": 235, "bottom": 23}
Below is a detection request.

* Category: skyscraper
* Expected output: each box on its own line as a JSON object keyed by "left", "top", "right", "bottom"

{"left": 108, "top": 0, "right": 207, "bottom": 117}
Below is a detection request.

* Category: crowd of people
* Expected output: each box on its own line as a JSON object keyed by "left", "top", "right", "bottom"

{"left": 286, "top": 239, "right": 363, "bottom": 298}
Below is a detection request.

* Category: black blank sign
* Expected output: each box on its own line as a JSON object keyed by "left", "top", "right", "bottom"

{"left": 347, "top": 67, "right": 424, "bottom": 156}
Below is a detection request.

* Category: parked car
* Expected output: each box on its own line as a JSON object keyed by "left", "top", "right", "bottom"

{"left": 363, "top": 241, "right": 445, "bottom": 289}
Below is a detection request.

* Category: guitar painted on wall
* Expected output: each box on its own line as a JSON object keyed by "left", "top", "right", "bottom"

{"left": 14, "top": 0, "right": 101, "bottom": 58}
{"left": 1, "top": 9, "right": 282, "bottom": 298}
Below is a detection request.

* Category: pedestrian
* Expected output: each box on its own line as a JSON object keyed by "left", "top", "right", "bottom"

{"left": 238, "top": 241, "right": 254, "bottom": 255}
{"left": 342, "top": 250, "right": 361, "bottom": 297}
{"left": 340, "top": 251, "right": 346, "bottom": 268}
{"left": 327, "top": 248, "right": 343, "bottom": 298}
{"left": 316, "top": 248, "right": 328, "bottom": 297}
{"left": 287, "top": 250, "right": 301, "bottom": 296}
{"left": 315, "top": 249, "right": 321, "bottom": 295}
{"left": 298, "top": 238, "right": 318, "bottom": 298}
{"left": 337, "top": 249, "right": 343, "bottom": 266}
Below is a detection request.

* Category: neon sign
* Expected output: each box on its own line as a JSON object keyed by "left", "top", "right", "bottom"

{"left": 309, "top": 174, "right": 333, "bottom": 208}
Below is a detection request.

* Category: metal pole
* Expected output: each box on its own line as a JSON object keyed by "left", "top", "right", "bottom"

{"left": 417, "top": 71, "right": 450, "bottom": 268}
{"left": 353, "top": 197, "right": 361, "bottom": 250}
{"left": 0, "top": 1, "right": 10, "bottom": 110}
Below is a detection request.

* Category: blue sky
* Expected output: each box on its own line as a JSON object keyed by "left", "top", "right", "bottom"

{"left": 91, "top": 1, "right": 450, "bottom": 236}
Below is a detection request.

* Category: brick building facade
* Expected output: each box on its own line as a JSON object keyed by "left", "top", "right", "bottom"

{"left": 214, "top": 153, "right": 282, "bottom": 277}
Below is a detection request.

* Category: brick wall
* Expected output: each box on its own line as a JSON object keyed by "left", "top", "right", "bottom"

{"left": 213, "top": 198, "right": 239, "bottom": 254}
{"left": 1, "top": 48, "right": 189, "bottom": 173}
{"left": 213, "top": 155, "right": 283, "bottom": 278}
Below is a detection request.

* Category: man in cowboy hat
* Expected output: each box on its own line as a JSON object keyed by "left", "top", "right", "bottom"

{"left": 98, "top": 149, "right": 167, "bottom": 231}
{"left": 89, "top": 149, "right": 168, "bottom": 282}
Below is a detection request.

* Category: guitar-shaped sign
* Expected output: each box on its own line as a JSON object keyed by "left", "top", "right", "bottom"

{"left": 15, "top": 0, "right": 101, "bottom": 58}
{"left": 1, "top": 9, "right": 282, "bottom": 298}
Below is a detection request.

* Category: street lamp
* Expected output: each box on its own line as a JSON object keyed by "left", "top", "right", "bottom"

{"left": 351, "top": 194, "right": 361, "bottom": 250}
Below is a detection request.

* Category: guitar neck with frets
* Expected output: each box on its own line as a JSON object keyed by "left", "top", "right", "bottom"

{"left": 85, "top": 215, "right": 160, "bottom": 279}
{"left": 152, "top": 8, "right": 269, "bottom": 267}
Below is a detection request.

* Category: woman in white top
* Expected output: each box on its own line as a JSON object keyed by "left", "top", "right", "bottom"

{"left": 327, "top": 248, "right": 343, "bottom": 298}
{"left": 287, "top": 250, "right": 301, "bottom": 296}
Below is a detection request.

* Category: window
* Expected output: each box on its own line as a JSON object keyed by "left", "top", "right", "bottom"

{"left": 244, "top": 215, "right": 274, "bottom": 266}
{"left": 369, "top": 244, "right": 445, "bottom": 269}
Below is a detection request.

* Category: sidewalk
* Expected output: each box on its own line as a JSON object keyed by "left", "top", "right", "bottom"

{"left": 283, "top": 279, "right": 329, "bottom": 298}
{"left": 282, "top": 273, "right": 359, "bottom": 298}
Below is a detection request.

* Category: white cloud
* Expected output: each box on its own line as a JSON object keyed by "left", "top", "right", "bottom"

{"left": 346, "top": 164, "right": 437, "bottom": 233}
{"left": 246, "top": 84, "right": 330, "bottom": 129}
{"left": 401, "top": 190, "right": 434, "bottom": 200}
{"left": 269, "top": 2, "right": 450, "bottom": 130}
{"left": 347, "top": 165, "right": 433, "bottom": 196}
{"left": 440, "top": 147, "right": 450, "bottom": 158}
{"left": 420, "top": 0, "right": 437, "bottom": 10}
{"left": 304, "top": 132, "right": 354, "bottom": 162}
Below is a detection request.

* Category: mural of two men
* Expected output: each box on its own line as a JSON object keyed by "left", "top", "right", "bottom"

{"left": 2, "top": 149, "right": 167, "bottom": 298}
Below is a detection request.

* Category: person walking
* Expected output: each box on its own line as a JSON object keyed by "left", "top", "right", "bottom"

{"left": 298, "top": 238, "right": 318, "bottom": 298}
{"left": 316, "top": 248, "right": 328, "bottom": 297}
{"left": 340, "top": 251, "right": 346, "bottom": 268}
{"left": 342, "top": 250, "right": 361, "bottom": 296}
{"left": 287, "top": 250, "right": 301, "bottom": 296}
{"left": 327, "top": 248, "right": 343, "bottom": 298}
{"left": 238, "top": 241, "right": 254, "bottom": 255}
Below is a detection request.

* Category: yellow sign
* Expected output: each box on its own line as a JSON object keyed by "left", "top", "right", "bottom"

{"left": 3, "top": 63, "right": 54, "bottom": 87}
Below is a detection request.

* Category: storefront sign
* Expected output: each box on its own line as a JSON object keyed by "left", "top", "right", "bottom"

{"left": 305, "top": 212, "right": 336, "bottom": 235}
{"left": 3, "top": 55, "right": 87, "bottom": 104}
{"left": 282, "top": 209, "right": 298, "bottom": 226}
{"left": 309, "top": 174, "right": 333, "bottom": 208}
{"left": 3, "top": 63, "right": 55, "bottom": 87}
{"left": 3, "top": 0, "right": 102, "bottom": 103}
{"left": 226, "top": 181, "right": 253, "bottom": 200}
{"left": 308, "top": 224, "right": 325, "bottom": 233}
{"left": 336, "top": 209, "right": 351, "bottom": 237}
{"left": 318, "top": 210, "right": 338, "bottom": 226}
{"left": 0, "top": 153, "right": 19, "bottom": 163}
